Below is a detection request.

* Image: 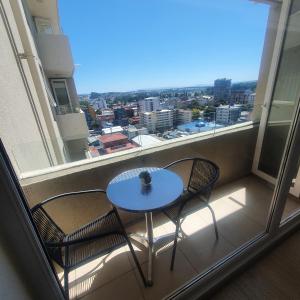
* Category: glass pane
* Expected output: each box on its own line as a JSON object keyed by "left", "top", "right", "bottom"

{"left": 52, "top": 81, "right": 70, "bottom": 106}
{"left": 258, "top": 2, "right": 300, "bottom": 178}
{"left": 281, "top": 154, "right": 300, "bottom": 222}
{"left": 35, "top": 18, "right": 53, "bottom": 34}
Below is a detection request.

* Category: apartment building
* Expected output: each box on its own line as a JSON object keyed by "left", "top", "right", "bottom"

{"left": 214, "top": 78, "right": 232, "bottom": 102}
{"left": 231, "top": 89, "right": 253, "bottom": 104}
{"left": 97, "top": 109, "right": 115, "bottom": 127}
{"left": 141, "top": 109, "right": 174, "bottom": 133}
{"left": 90, "top": 98, "right": 107, "bottom": 110}
{"left": 216, "top": 105, "right": 241, "bottom": 124}
{"left": 198, "top": 95, "right": 213, "bottom": 106}
{"left": 126, "top": 126, "right": 148, "bottom": 140}
{"left": 0, "top": 0, "right": 89, "bottom": 175}
{"left": 138, "top": 97, "right": 161, "bottom": 113}
{"left": 174, "top": 109, "right": 192, "bottom": 125}
{"left": 248, "top": 92, "right": 256, "bottom": 106}
{"left": 113, "top": 107, "right": 129, "bottom": 126}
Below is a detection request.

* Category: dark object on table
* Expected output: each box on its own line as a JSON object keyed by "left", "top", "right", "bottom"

{"left": 141, "top": 183, "right": 152, "bottom": 195}
{"left": 31, "top": 189, "right": 147, "bottom": 299}
{"left": 139, "top": 170, "right": 152, "bottom": 186}
{"left": 162, "top": 157, "right": 219, "bottom": 270}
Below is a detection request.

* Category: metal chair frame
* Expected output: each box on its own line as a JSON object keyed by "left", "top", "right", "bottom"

{"left": 163, "top": 157, "right": 220, "bottom": 270}
{"left": 31, "top": 189, "right": 147, "bottom": 299}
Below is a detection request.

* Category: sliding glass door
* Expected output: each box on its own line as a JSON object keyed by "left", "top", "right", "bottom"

{"left": 253, "top": 0, "right": 300, "bottom": 199}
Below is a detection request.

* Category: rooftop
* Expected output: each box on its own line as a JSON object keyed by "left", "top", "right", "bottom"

{"left": 132, "top": 134, "right": 162, "bottom": 147}
{"left": 143, "top": 109, "right": 173, "bottom": 115}
{"left": 105, "top": 142, "right": 137, "bottom": 154}
{"left": 144, "top": 97, "right": 159, "bottom": 100}
{"left": 99, "top": 133, "right": 128, "bottom": 144}
{"left": 102, "top": 126, "right": 123, "bottom": 134}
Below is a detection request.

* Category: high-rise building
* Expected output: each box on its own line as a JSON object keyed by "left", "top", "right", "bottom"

{"left": 214, "top": 78, "right": 232, "bottom": 102}
{"left": 141, "top": 110, "right": 174, "bottom": 133}
{"left": 138, "top": 97, "right": 161, "bottom": 112}
{"left": 0, "top": 0, "right": 89, "bottom": 174}
{"left": 216, "top": 105, "right": 241, "bottom": 124}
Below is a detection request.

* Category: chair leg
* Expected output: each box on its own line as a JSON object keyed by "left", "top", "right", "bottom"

{"left": 126, "top": 236, "right": 148, "bottom": 287}
{"left": 64, "top": 269, "right": 69, "bottom": 300}
{"left": 206, "top": 203, "right": 219, "bottom": 240}
{"left": 170, "top": 221, "right": 180, "bottom": 271}
{"left": 178, "top": 217, "right": 187, "bottom": 239}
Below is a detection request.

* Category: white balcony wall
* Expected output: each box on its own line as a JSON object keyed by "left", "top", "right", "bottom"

{"left": 56, "top": 111, "right": 89, "bottom": 141}
{"left": 37, "top": 34, "right": 74, "bottom": 77}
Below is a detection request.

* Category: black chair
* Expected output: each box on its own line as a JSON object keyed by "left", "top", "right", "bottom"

{"left": 31, "top": 189, "right": 147, "bottom": 299}
{"left": 162, "top": 158, "right": 220, "bottom": 270}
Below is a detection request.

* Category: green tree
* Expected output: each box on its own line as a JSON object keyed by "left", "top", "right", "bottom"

{"left": 79, "top": 100, "right": 89, "bottom": 108}
{"left": 192, "top": 108, "right": 200, "bottom": 120}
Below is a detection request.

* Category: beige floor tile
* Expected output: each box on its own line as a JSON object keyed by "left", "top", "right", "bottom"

{"left": 126, "top": 213, "right": 177, "bottom": 267}
{"left": 213, "top": 212, "right": 264, "bottom": 247}
{"left": 52, "top": 174, "right": 300, "bottom": 300}
{"left": 209, "top": 175, "right": 273, "bottom": 227}
{"left": 178, "top": 222, "right": 235, "bottom": 273}
{"left": 80, "top": 271, "right": 144, "bottom": 300}
{"left": 133, "top": 248, "right": 196, "bottom": 300}
{"left": 72, "top": 246, "right": 133, "bottom": 298}
{"left": 53, "top": 261, "right": 77, "bottom": 299}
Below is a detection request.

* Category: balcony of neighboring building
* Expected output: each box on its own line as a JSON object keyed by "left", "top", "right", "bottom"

{"left": 55, "top": 105, "right": 89, "bottom": 141}
{"left": 51, "top": 79, "right": 89, "bottom": 141}
{"left": 37, "top": 33, "right": 74, "bottom": 77}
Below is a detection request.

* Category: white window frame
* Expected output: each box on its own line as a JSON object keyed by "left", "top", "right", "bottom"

{"left": 35, "top": 17, "right": 53, "bottom": 34}
{"left": 252, "top": 0, "right": 300, "bottom": 197}
{"left": 50, "top": 79, "right": 73, "bottom": 111}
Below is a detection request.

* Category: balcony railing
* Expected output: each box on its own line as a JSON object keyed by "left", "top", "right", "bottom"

{"left": 55, "top": 104, "right": 81, "bottom": 115}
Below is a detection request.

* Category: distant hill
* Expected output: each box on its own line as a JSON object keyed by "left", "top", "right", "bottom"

{"left": 86, "top": 80, "right": 257, "bottom": 98}
{"left": 231, "top": 81, "right": 257, "bottom": 92}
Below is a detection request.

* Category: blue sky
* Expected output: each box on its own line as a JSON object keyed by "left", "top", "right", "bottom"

{"left": 58, "top": 0, "right": 269, "bottom": 93}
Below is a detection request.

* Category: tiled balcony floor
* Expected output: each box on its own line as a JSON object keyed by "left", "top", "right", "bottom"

{"left": 54, "top": 175, "right": 300, "bottom": 300}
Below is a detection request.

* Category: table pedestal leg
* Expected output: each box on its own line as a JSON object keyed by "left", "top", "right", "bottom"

{"left": 145, "top": 212, "right": 153, "bottom": 286}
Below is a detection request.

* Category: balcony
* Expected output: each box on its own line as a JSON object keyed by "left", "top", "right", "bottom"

{"left": 20, "top": 125, "right": 300, "bottom": 299}
{"left": 36, "top": 33, "right": 74, "bottom": 77}
{"left": 56, "top": 106, "right": 89, "bottom": 141}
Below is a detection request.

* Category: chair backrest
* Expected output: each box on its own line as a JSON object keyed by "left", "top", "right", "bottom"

{"left": 187, "top": 158, "right": 219, "bottom": 195}
{"left": 31, "top": 206, "right": 65, "bottom": 266}
{"left": 31, "top": 207, "right": 65, "bottom": 244}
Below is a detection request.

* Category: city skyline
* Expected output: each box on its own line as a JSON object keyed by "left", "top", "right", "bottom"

{"left": 58, "top": 0, "right": 269, "bottom": 94}
{"left": 78, "top": 79, "right": 257, "bottom": 95}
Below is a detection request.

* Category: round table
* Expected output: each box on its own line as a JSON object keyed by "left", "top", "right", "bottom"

{"left": 107, "top": 167, "right": 183, "bottom": 285}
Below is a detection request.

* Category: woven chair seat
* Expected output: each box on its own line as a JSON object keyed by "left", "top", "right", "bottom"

{"left": 65, "top": 211, "right": 126, "bottom": 268}
{"left": 31, "top": 189, "right": 148, "bottom": 298}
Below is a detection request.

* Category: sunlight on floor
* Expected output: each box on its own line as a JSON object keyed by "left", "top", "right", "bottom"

{"left": 54, "top": 176, "right": 300, "bottom": 300}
